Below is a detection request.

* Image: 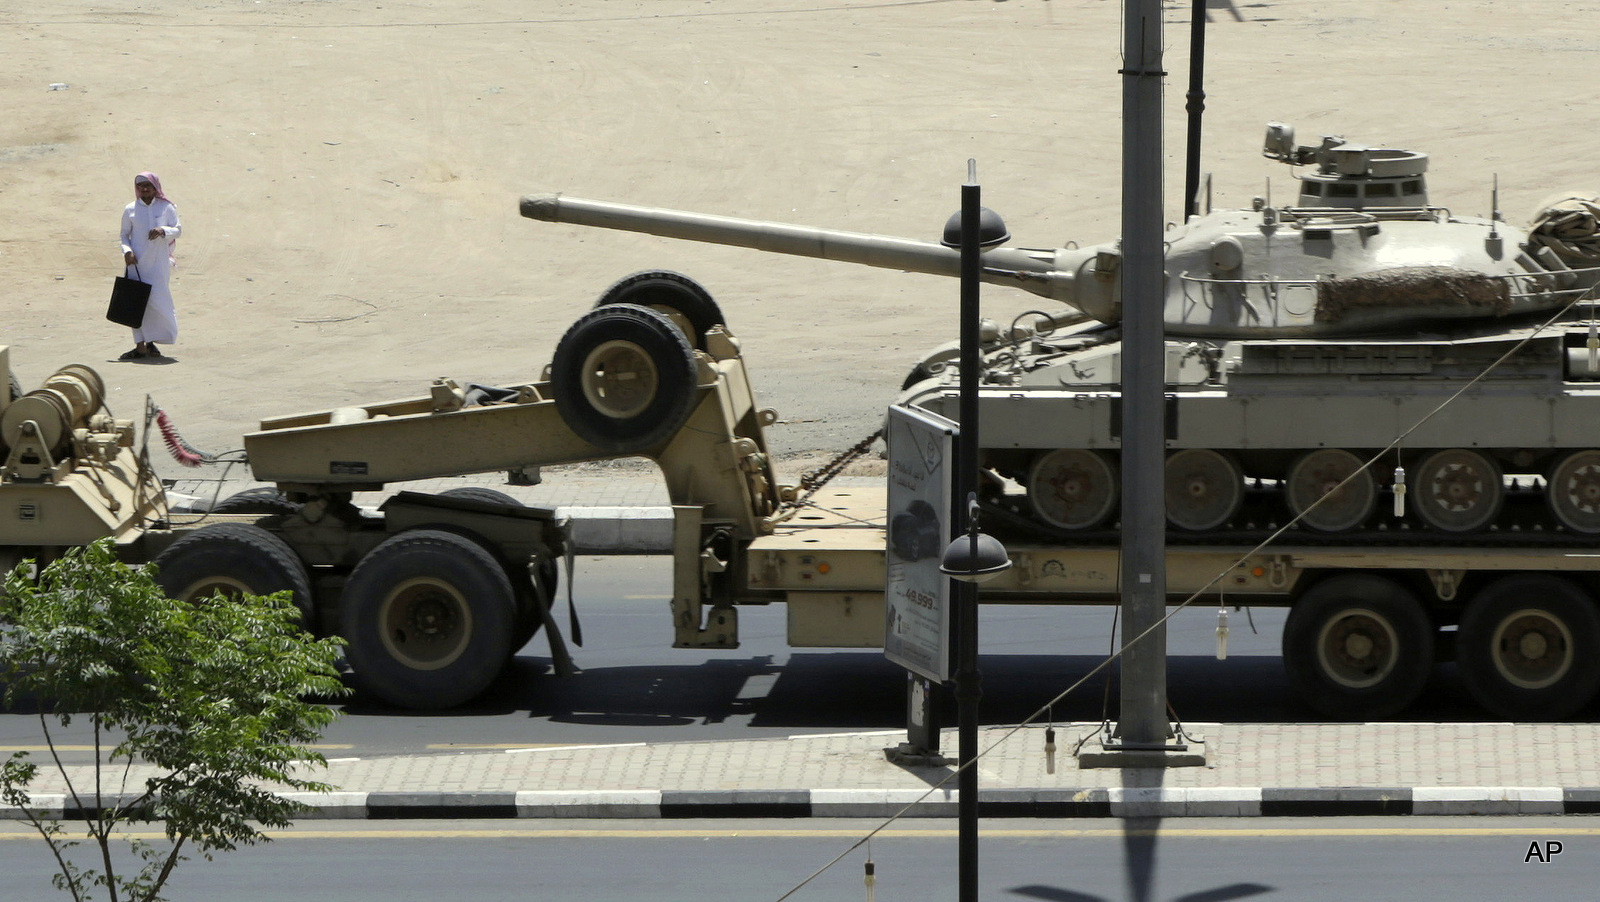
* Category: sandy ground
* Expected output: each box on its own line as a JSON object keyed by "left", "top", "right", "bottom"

{"left": 2, "top": 0, "right": 1597, "bottom": 478}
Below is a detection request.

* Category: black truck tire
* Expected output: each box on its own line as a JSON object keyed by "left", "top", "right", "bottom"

{"left": 1282, "top": 573, "right": 1434, "bottom": 719}
{"left": 151, "top": 522, "right": 314, "bottom": 623}
{"left": 339, "top": 529, "right": 517, "bottom": 710}
{"left": 550, "top": 303, "right": 698, "bottom": 454}
{"left": 595, "top": 269, "right": 724, "bottom": 349}
{"left": 1457, "top": 574, "right": 1600, "bottom": 720}
{"left": 210, "top": 486, "right": 302, "bottom": 516}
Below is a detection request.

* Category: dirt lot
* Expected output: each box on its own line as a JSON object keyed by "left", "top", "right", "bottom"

{"left": 3, "top": 0, "right": 1596, "bottom": 474}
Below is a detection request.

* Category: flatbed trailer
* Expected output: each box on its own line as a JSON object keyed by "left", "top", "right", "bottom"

{"left": 6, "top": 308, "right": 1600, "bottom": 720}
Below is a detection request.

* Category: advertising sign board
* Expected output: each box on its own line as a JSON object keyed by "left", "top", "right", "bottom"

{"left": 884, "top": 404, "right": 956, "bottom": 682}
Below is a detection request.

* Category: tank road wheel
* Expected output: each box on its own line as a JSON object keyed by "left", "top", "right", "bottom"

{"left": 1456, "top": 575, "right": 1600, "bottom": 720}
{"left": 595, "top": 270, "right": 725, "bottom": 349}
{"left": 340, "top": 529, "right": 517, "bottom": 710}
{"left": 1163, "top": 449, "right": 1244, "bottom": 531}
{"left": 1549, "top": 450, "right": 1600, "bottom": 533}
{"left": 1027, "top": 448, "right": 1118, "bottom": 530}
{"left": 1413, "top": 449, "right": 1503, "bottom": 533}
{"left": 1286, "top": 449, "right": 1376, "bottom": 533}
{"left": 551, "top": 304, "right": 699, "bottom": 455}
{"left": 150, "top": 522, "right": 314, "bottom": 623}
{"left": 1282, "top": 574, "right": 1434, "bottom": 719}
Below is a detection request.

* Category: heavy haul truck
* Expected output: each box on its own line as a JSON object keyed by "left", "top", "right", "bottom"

{"left": 6, "top": 125, "right": 1600, "bottom": 720}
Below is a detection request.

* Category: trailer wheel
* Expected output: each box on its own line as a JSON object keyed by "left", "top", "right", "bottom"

{"left": 151, "top": 522, "right": 314, "bottom": 623}
{"left": 1282, "top": 573, "right": 1433, "bottom": 718}
{"left": 551, "top": 303, "right": 698, "bottom": 454}
{"left": 210, "top": 486, "right": 302, "bottom": 516}
{"left": 1457, "top": 574, "right": 1600, "bottom": 720}
{"left": 340, "top": 529, "right": 516, "bottom": 710}
{"left": 595, "top": 270, "right": 725, "bottom": 349}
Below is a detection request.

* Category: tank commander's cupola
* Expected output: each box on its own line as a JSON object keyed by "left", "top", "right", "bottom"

{"left": 1263, "top": 122, "right": 1430, "bottom": 211}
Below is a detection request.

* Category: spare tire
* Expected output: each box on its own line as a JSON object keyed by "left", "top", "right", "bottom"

{"left": 595, "top": 270, "right": 725, "bottom": 349}
{"left": 551, "top": 303, "right": 698, "bottom": 454}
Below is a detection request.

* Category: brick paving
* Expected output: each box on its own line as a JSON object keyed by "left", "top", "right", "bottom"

{"left": 11, "top": 722, "right": 1600, "bottom": 819}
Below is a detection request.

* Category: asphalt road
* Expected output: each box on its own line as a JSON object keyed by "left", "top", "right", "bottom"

{"left": 316, "top": 555, "right": 1305, "bottom": 755}
{"left": 0, "top": 817, "right": 1591, "bottom": 902}
{"left": 2, "top": 554, "right": 1545, "bottom": 762}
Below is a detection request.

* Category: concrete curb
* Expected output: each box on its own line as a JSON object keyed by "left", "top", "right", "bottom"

{"left": 14, "top": 787, "right": 1599, "bottom": 820}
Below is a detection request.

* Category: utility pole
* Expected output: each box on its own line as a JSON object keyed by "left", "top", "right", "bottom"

{"left": 1080, "top": 0, "right": 1203, "bottom": 767}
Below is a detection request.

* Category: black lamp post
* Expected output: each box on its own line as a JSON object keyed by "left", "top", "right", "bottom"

{"left": 939, "top": 162, "right": 1011, "bottom": 902}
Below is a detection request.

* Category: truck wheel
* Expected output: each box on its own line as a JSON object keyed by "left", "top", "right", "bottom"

{"left": 595, "top": 270, "right": 725, "bottom": 349}
{"left": 439, "top": 486, "right": 521, "bottom": 506}
{"left": 1456, "top": 574, "right": 1600, "bottom": 720}
{"left": 551, "top": 303, "right": 698, "bottom": 454}
{"left": 151, "top": 522, "right": 314, "bottom": 623}
{"left": 1282, "top": 573, "right": 1433, "bottom": 718}
{"left": 210, "top": 486, "right": 301, "bottom": 516}
{"left": 340, "top": 529, "right": 516, "bottom": 710}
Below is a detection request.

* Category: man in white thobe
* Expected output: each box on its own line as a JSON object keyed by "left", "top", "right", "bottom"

{"left": 119, "top": 172, "right": 181, "bottom": 359}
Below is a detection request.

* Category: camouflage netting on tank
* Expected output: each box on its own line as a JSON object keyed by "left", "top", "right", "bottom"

{"left": 1529, "top": 194, "right": 1600, "bottom": 266}
{"left": 1315, "top": 266, "right": 1511, "bottom": 323}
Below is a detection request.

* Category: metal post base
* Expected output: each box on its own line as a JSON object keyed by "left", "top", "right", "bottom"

{"left": 883, "top": 742, "right": 954, "bottom": 768}
{"left": 1077, "top": 725, "right": 1208, "bottom": 769}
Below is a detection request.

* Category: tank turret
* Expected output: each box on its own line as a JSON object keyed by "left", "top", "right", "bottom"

{"left": 523, "top": 124, "right": 1599, "bottom": 339}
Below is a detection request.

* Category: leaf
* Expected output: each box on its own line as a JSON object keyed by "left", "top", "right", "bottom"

{"left": 1, "top": 539, "right": 349, "bottom": 898}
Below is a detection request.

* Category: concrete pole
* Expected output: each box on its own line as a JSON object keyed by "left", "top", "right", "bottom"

{"left": 1117, "top": 0, "right": 1171, "bottom": 747}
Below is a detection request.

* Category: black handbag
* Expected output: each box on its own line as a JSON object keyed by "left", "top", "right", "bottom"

{"left": 106, "top": 265, "right": 151, "bottom": 328}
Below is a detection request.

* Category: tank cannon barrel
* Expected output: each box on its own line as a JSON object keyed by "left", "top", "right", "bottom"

{"left": 520, "top": 194, "right": 1109, "bottom": 317}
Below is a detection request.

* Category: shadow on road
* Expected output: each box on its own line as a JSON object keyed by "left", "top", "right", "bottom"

{"left": 332, "top": 652, "right": 1530, "bottom": 727}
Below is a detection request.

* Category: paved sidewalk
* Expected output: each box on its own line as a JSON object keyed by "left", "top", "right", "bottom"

{"left": 9, "top": 722, "right": 1600, "bottom": 820}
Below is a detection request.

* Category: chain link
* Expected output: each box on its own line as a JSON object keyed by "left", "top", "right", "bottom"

{"left": 782, "top": 428, "right": 883, "bottom": 512}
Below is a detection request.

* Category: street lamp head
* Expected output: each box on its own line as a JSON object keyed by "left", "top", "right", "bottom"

{"left": 939, "top": 530, "right": 1012, "bottom": 583}
{"left": 940, "top": 206, "right": 1011, "bottom": 250}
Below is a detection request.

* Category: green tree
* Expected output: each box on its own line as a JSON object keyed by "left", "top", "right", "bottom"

{"left": 0, "top": 539, "right": 346, "bottom": 901}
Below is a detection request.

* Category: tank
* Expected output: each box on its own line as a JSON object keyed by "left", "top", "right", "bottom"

{"left": 523, "top": 124, "right": 1600, "bottom": 539}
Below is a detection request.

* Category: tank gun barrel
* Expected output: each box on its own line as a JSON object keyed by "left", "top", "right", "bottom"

{"left": 520, "top": 194, "right": 1106, "bottom": 316}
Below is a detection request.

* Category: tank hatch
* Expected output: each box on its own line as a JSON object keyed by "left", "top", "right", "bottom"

{"left": 1263, "top": 122, "right": 1429, "bottom": 210}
